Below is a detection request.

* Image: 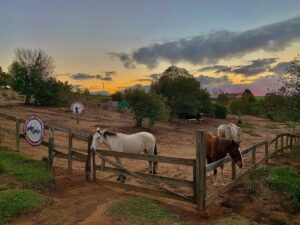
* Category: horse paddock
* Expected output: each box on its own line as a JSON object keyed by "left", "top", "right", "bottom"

{"left": 0, "top": 104, "right": 299, "bottom": 224}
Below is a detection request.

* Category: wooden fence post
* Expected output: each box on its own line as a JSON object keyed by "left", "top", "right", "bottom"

{"left": 195, "top": 130, "right": 206, "bottom": 210}
{"left": 92, "top": 149, "right": 96, "bottom": 181}
{"left": 275, "top": 137, "right": 278, "bottom": 153}
{"left": 15, "top": 118, "right": 20, "bottom": 152}
{"left": 252, "top": 146, "right": 256, "bottom": 167}
{"left": 290, "top": 135, "right": 293, "bottom": 149}
{"left": 280, "top": 135, "right": 284, "bottom": 153}
{"left": 285, "top": 135, "right": 289, "bottom": 151}
{"left": 265, "top": 141, "right": 269, "bottom": 163}
{"left": 68, "top": 128, "right": 73, "bottom": 173}
{"left": 48, "top": 126, "right": 54, "bottom": 171}
{"left": 85, "top": 136, "right": 92, "bottom": 181}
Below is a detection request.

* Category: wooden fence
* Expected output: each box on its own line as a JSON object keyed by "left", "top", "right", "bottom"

{"left": 0, "top": 112, "right": 299, "bottom": 210}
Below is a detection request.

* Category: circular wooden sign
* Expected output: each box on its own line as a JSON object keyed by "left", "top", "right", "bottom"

{"left": 23, "top": 115, "right": 45, "bottom": 146}
{"left": 71, "top": 102, "right": 85, "bottom": 115}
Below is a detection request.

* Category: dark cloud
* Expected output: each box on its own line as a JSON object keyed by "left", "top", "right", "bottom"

{"left": 134, "top": 78, "right": 152, "bottom": 82}
{"left": 148, "top": 73, "right": 160, "bottom": 81}
{"left": 111, "top": 16, "right": 300, "bottom": 68}
{"left": 198, "top": 65, "right": 231, "bottom": 73}
{"left": 108, "top": 53, "right": 136, "bottom": 69}
{"left": 71, "top": 73, "right": 95, "bottom": 80}
{"left": 71, "top": 71, "right": 117, "bottom": 81}
{"left": 231, "top": 58, "right": 277, "bottom": 77}
{"left": 269, "top": 62, "right": 289, "bottom": 75}
{"left": 197, "top": 75, "right": 232, "bottom": 87}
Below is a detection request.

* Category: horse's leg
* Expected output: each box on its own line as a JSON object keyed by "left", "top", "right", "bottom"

{"left": 221, "top": 165, "right": 225, "bottom": 186}
{"left": 206, "top": 156, "right": 213, "bottom": 177}
{"left": 115, "top": 157, "right": 126, "bottom": 183}
{"left": 213, "top": 168, "right": 218, "bottom": 187}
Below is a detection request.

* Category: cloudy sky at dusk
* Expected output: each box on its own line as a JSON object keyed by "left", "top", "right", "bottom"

{"left": 0, "top": 0, "right": 300, "bottom": 95}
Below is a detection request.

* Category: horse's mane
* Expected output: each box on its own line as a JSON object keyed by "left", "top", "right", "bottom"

{"left": 103, "top": 130, "right": 117, "bottom": 138}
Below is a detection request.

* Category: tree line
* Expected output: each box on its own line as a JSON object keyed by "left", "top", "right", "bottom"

{"left": 1, "top": 48, "right": 299, "bottom": 128}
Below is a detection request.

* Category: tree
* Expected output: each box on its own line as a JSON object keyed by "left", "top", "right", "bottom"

{"left": 263, "top": 55, "right": 300, "bottom": 122}
{"left": 34, "top": 78, "right": 72, "bottom": 106}
{"left": 9, "top": 48, "right": 55, "bottom": 104}
{"left": 124, "top": 88, "right": 169, "bottom": 127}
{"left": 111, "top": 91, "right": 123, "bottom": 101}
{"left": 152, "top": 65, "right": 211, "bottom": 119}
{"left": 0, "top": 67, "right": 10, "bottom": 88}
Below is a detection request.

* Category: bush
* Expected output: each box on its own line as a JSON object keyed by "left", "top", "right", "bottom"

{"left": 124, "top": 89, "right": 169, "bottom": 127}
{"left": 215, "top": 104, "right": 227, "bottom": 119}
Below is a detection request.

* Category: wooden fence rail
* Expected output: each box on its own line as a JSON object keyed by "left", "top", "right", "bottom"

{"left": 0, "top": 112, "right": 299, "bottom": 210}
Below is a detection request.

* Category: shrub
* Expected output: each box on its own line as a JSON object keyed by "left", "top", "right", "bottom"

{"left": 214, "top": 104, "right": 227, "bottom": 119}
{"left": 124, "top": 89, "right": 169, "bottom": 127}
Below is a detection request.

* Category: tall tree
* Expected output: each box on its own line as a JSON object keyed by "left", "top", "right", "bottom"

{"left": 0, "top": 66, "right": 10, "bottom": 88}
{"left": 152, "top": 65, "right": 211, "bottom": 119}
{"left": 9, "top": 48, "right": 55, "bottom": 104}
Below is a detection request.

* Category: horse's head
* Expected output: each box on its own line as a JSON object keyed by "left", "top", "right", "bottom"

{"left": 228, "top": 140, "right": 243, "bottom": 168}
{"left": 90, "top": 128, "right": 107, "bottom": 152}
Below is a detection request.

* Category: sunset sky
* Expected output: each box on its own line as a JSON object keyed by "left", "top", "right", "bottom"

{"left": 0, "top": 0, "right": 300, "bottom": 95}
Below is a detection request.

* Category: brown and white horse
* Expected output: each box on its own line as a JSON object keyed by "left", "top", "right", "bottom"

{"left": 205, "top": 132, "right": 243, "bottom": 186}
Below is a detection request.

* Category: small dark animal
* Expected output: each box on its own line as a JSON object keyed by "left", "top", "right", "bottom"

{"left": 205, "top": 132, "right": 243, "bottom": 186}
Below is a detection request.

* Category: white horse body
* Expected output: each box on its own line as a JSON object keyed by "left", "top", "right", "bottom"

{"left": 104, "top": 132, "right": 156, "bottom": 155}
{"left": 91, "top": 129, "right": 158, "bottom": 182}
{"left": 218, "top": 123, "right": 240, "bottom": 140}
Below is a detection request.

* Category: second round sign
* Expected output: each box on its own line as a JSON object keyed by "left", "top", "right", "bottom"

{"left": 71, "top": 102, "right": 85, "bottom": 115}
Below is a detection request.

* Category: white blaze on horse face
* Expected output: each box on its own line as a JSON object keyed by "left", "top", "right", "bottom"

{"left": 91, "top": 132, "right": 104, "bottom": 151}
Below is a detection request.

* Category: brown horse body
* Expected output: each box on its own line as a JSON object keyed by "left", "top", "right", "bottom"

{"left": 205, "top": 132, "right": 243, "bottom": 186}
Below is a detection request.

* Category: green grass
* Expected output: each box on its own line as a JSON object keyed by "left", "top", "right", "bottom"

{"left": 239, "top": 123, "right": 253, "bottom": 129}
{"left": 0, "top": 189, "right": 48, "bottom": 224}
{"left": 251, "top": 167, "right": 300, "bottom": 204}
{"left": 107, "top": 198, "right": 184, "bottom": 225}
{"left": 0, "top": 147, "right": 53, "bottom": 190}
{"left": 215, "top": 214, "right": 260, "bottom": 225}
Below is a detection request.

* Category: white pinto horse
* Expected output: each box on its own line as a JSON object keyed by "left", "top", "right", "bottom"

{"left": 218, "top": 123, "right": 241, "bottom": 140}
{"left": 90, "top": 128, "right": 158, "bottom": 182}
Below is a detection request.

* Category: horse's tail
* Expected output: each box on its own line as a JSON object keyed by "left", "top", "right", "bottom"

{"left": 154, "top": 142, "right": 158, "bottom": 155}
{"left": 153, "top": 141, "right": 158, "bottom": 174}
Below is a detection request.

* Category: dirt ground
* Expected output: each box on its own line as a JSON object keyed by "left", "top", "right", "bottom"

{"left": 0, "top": 103, "right": 299, "bottom": 225}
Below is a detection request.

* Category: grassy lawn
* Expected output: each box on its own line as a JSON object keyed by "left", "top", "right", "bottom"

{"left": 0, "top": 189, "right": 48, "bottom": 224}
{"left": 251, "top": 166, "right": 300, "bottom": 205}
{"left": 0, "top": 147, "right": 53, "bottom": 190}
{"left": 0, "top": 147, "right": 52, "bottom": 224}
{"left": 107, "top": 198, "right": 185, "bottom": 225}
{"left": 215, "top": 214, "right": 260, "bottom": 225}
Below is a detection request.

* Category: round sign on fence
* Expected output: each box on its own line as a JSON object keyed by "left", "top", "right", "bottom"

{"left": 23, "top": 115, "right": 45, "bottom": 146}
{"left": 71, "top": 102, "right": 85, "bottom": 116}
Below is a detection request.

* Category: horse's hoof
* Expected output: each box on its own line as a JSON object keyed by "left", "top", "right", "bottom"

{"left": 122, "top": 175, "right": 127, "bottom": 180}
{"left": 117, "top": 175, "right": 122, "bottom": 181}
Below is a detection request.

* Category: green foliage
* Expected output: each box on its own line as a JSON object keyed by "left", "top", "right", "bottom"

{"left": 34, "top": 77, "right": 73, "bottom": 106}
{"left": 0, "top": 189, "right": 48, "bottom": 224}
{"left": 0, "top": 147, "right": 53, "bottom": 190}
{"left": 110, "top": 91, "right": 123, "bottom": 101}
{"left": 9, "top": 48, "right": 55, "bottom": 104}
{"left": 124, "top": 88, "right": 169, "bottom": 127}
{"left": 262, "top": 92, "right": 299, "bottom": 122}
{"left": 214, "top": 104, "right": 227, "bottom": 119}
{"left": 262, "top": 56, "right": 300, "bottom": 122}
{"left": 152, "top": 66, "right": 212, "bottom": 119}
{"left": 107, "top": 198, "right": 182, "bottom": 225}
{"left": 252, "top": 167, "right": 300, "bottom": 205}
{"left": 0, "top": 67, "right": 10, "bottom": 88}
